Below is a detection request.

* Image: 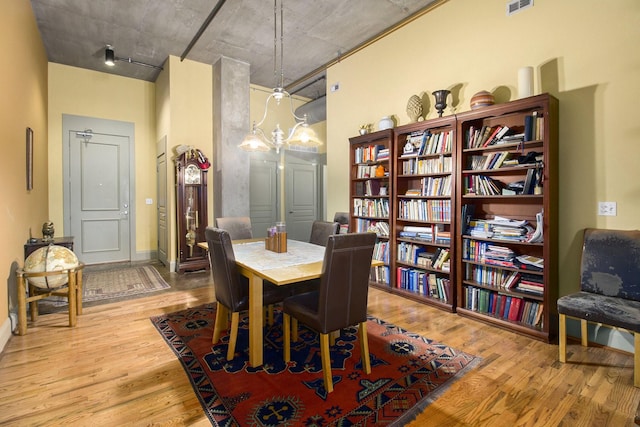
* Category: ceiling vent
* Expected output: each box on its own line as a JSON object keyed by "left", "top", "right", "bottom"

{"left": 507, "top": 0, "right": 533, "bottom": 16}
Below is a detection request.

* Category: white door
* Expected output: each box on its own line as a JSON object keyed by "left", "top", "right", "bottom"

{"left": 156, "top": 137, "right": 168, "bottom": 266}
{"left": 250, "top": 157, "right": 278, "bottom": 238}
{"left": 63, "top": 115, "right": 134, "bottom": 264}
{"left": 285, "top": 159, "right": 318, "bottom": 241}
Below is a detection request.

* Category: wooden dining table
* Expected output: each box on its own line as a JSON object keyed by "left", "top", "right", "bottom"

{"left": 198, "top": 237, "right": 382, "bottom": 367}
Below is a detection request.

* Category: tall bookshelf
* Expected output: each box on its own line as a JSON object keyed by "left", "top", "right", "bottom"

{"left": 455, "top": 94, "right": 558, "bottom": 342}
{"left": 392, "top": 117, "right": 457, "bottom": 311}
{"left": 349, "top": 129, "right": 394, "bottom": 287}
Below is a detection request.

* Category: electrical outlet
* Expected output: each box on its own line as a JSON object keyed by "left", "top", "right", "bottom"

{"left": 598, "top": 201, "right": 617, "bottom": 216}
{"left": 146, "top": 198, "right": 153, "bottom": 205}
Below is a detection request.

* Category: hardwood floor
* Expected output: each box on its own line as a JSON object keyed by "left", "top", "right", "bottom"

{"left": 1, "top": 265, "right": 638, "bottom": 426}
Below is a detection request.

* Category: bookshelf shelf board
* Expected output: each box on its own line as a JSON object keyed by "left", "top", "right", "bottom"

{"left": 396, "top": 259, "right": 451, "bottom": 274}
{"left": 462, "top": 165, "right": 538, "bottom": 174}
{"left": 456, "top": 307, "right": 546, "bottom": 335}
{"left": 462, "top": 280, "right": 545, "bottom": 301}
{"left": 396, "top": 218, "right": 450, "bottom": 225}
{"left": 396, "top": 237, "right": 450, "bottom": 247}
{"left": 463, "top": 141, "right": 543, "bottom": 153}
{"left": 462, "top": 194, "right": 543, "bottom": 200}
{"left": 461, "top": 235, "right": 545, "bottom": 247}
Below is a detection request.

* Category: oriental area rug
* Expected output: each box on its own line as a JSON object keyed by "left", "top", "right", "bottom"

{"left": 42, "top": 265, "right": 170, "bottom": 307}
{"left": 151, "top": 303, "right": 481, "bottom": 426}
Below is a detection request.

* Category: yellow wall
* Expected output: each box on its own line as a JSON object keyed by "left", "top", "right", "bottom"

{"left": 48, "top": 63, "right": 157, "bottom": 257}
{"left": 326, "top": 0, "right": 640, "bottom": 299}
{"left": 156, "top": 56, "right": 213, "bottom": 265}
{"left": 0, "top": 0, "right": 49, "bottom": 338}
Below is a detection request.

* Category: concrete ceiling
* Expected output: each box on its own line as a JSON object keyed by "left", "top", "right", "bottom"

{"left": 31, "top": 0, "right": 441, "bottom": 100}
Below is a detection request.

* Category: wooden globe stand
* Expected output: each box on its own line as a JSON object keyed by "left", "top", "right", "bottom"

{"left": 16, "top": 263, "right": 85, "bottom": 335}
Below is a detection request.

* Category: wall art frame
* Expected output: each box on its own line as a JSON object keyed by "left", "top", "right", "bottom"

{"left": 26, "top": 127, "right": 33, "bottom": 190}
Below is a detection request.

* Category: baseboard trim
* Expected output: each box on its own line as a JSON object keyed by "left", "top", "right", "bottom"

{"left": 0, "top": 316, "right": 15, "bottom": 353}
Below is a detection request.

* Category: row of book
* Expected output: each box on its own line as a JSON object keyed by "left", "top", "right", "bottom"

{"left": 398, "top": 224, "right": 450, "bottom": 245}
{"left": 401, "top": 156, "right": 452, "bottom": 175}
{"left": 397, "top": 199, "right": 451, "bottom": 222}
{"left": 353, "top": 198, "right": 389, "bottom": 218}
{"left": 356, "top": 164, "right": 387, "bottom": 179}
{"left": 411, "top": 175, "right": 452, "bottom": 197}
{"left": 467, "top": 151, "right": 519, "bottom": 171}
{"left": 463, "top": 286, "right": 544, "bottom": 327}
{"left": 373, "top": 240, "right": 390, "bottom": 263}
{"left": 463, "top": 174, "right": 503, "bottom": 196}
{"left": 370, "top": 265, "right": 390, "bottom": 285}
{"left": 396, "top": 268, "right": 451, "bottom": 302}
{"left": 402, "top": 129, "right": 454, "bottom": 156}
{"left": 464, "top": 264, "right": 544, "bottom": 295}
{"left": 354, "top": 219, "right": 390, "bottom": 237}
{"left": 462, "top": 239, "right": 516, "bottom": 268}
{"left": 397, "top": 242, "right": 450, "bottom": 271}
{"left": 353, "top": 179, "right": 387, "bottom": 197}
{"left": 465, "top": 125, "right": 514, "bottom": 149}
{"left": 461, "top": 206, "right": 544, "bottom": 244}
{"left": 354, "top": 144, "right": 388, "bottom": 163}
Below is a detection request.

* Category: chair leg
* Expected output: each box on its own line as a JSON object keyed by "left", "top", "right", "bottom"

{"left": 212, "top": 303, "right": 229, "bottom": 344}
{"left": 358, "top": 322, "right": 371, "bottom": 375}
{"left": 559, "top": 313, "right": 567, "bottom": 363}
{"left": 227, "top": 312, "right": 240, "bottom": 361}
{"left": 319, "top": 332, "right": 333, "bottom": 393}
{"left": 67, "top": 270, "right": 77, "bottom": 327}
{"left": 581, "top": 319, "right": 588, "bottom": 346}
{"left": 17, "top": 273, "right": 27, "bottom": 336}
{"left": 283, "top": 313, "right": 291, "bottom": 362}
{"left": 267, "top": 304, "right": 274, "bottom": 326}
{"left": 76, "top": 268, "right": 83, "bottom": 315}
{"left": 634, "top": 332, "right": 640, "bottom": 388}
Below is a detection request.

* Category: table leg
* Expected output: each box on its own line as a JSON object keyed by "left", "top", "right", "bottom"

{"left": 17, "top": 272, "right": 27, "bottom": 336}
{"left": 248, "top": 274, "right": 264, "bottom": 367}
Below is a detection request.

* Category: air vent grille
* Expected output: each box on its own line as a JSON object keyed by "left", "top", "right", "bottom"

{"left": 507, "top": 0, "right": 533, "bottom": 16}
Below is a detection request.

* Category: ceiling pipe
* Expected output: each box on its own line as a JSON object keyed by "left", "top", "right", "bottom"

{"left": 181, "top": 0, "right": 228, "bottom": 61}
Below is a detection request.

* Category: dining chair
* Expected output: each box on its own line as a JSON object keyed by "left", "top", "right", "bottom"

{"left": 309, "top": 220, "right": 340, "bottom": 246}
{"left": 282, "top": 232, "right": 377, "bottom": 393}
{"left": 215, "top": 216, "right": 253, "bottom": 240}
{"left": 205, "top": 227, "right": 289, "bottom": 360}
{"left": 333, "top": 212, "right": 350, "bottom": 234}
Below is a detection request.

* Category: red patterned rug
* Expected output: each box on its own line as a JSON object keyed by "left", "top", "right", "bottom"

{"left": 151, "top": 303, "right": 480, "bottom": 426}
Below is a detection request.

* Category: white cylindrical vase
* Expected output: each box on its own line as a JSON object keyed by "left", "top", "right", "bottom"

{"left": 518, "top": 66, "right": 534, "bottom": 99}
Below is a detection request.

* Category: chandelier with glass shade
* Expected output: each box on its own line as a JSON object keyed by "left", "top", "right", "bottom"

{"left": 238, "top": 0, "right": 323, "bottom": 154}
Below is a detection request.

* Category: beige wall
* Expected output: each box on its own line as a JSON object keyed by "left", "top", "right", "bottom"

{"left": 326, "top": 0, "right": 640, "bottom": 299}
{"left": 48, "top": 63, "right": 157, "bottom": 258}
{"left": 0, "top": 0, "right": 49, "bottom": 344}
{"left": 155, "top": 56, "right": 214, "bottom": 266}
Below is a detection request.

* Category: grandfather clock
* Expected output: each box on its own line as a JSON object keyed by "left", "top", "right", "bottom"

{"left": 175, "top": 148, "right": 210, "bottom": 272}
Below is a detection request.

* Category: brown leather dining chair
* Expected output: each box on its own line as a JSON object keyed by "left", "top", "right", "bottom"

{"left": 309, "top": 220, "right": 340, "bottom": 246}
{"left": 215, "top": 216, "right": 253, "bottom": 240}
{"left": 282, "top": 232, "right": 377, "bottom": 393}
{"left": 206, "top": 227, "right": 289, "bottom": 360}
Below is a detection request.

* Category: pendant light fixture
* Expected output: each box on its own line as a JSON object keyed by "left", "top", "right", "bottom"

{"left": 238, "top": 0, "right": 322, "bottom": 154}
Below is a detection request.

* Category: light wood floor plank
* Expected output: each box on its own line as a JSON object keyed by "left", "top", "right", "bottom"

{"left": 1, "top": 267, "right": 638, "bottom": 426}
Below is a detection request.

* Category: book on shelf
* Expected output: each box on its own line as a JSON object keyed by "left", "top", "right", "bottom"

{"left": 522, "top": 168, "right": 536, "bottom": 194}
{"left": 515, "top": 254, "right": 544, "bottom": 270}
{"left": 460, "top": 204, "right": 476, "bottom": 235}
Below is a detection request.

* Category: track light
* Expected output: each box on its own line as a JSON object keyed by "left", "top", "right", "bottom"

{"left": 103, "top": 45, "right": 163, "bottom": 71}
{"left": 105, "top": 46, "right": 115, "bottom": 66}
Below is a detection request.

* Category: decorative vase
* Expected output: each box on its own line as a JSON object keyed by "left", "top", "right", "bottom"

{"left": 378, "top": 116, "right": 393, "bottom": 131}
{"left": 432, "top": 90, "right": 450, "bottom": 117}
{"left": 470, "top": 90, "right": 495, "bottom": 110}
{"left": 406, "top": 95, "right": 423, "bottom": 122}
{"left": 518, "top": 66, "right": 534, "bottom": 99}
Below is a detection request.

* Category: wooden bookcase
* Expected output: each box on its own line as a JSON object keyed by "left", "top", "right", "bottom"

{"left": 347, "top": 94, "right": 558, "bottom": 340}
{"left": 454, "top": 94, "right": 558, "bottom": 342}
{"left": 349, "top": 129, "right": 394, "bottom": 288}
{"left": 392, "top": 117, "right": 457, "bottom": 311}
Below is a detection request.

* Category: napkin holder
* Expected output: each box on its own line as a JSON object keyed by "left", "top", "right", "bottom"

{"left": 265, "top": 232, "right": 287, "bottom": 253}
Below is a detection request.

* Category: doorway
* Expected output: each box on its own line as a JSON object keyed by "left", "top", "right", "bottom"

{"left": 62, "top": 115, "right": 136, "bottom": 264}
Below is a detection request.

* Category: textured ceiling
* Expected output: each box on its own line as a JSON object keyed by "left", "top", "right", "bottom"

{"left": 31, "top": 0, "right": 440, "bottom": 99}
